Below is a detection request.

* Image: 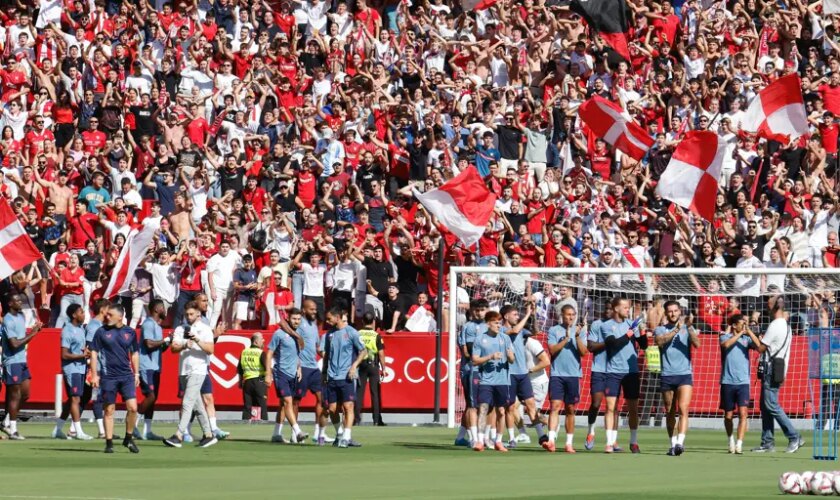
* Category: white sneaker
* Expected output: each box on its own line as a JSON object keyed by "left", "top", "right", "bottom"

{"left": 728, "top": 442, "right": 735, "bottom": 454}
{"left": 515, "top": 433, "right": 531, "bottom": 444}
{"left": 735, "top": 444, "right": 743, "bottom": 455}
{"left": 51, "top": 429, "right": 67, "bottom": 440}
{"left": 74, "top": 432, "right": 94, "bottom": 441}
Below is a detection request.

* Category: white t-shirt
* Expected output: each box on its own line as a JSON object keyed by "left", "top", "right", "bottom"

{"left": 207, "top": 252, "right": 241, "bottom": 290}
{"left": 525, "top": 337, "right": 548, "bottom": 384}
{"left": 329, "top": 261, "right": 356, "bottom": 293}
{"left": 174, "top": 321, "right": 213, "bottom": 376}
{"left": 145, "top": 262, "right": 179, "bottom": 303}
{"left": 735, "top": 255, "right": 764, "bottom": 297}
{"left": 761, "top": 317, "right": 791, "bottom": 375}
{"left": 301, "top": 262, "right": 327, "bottom": 297}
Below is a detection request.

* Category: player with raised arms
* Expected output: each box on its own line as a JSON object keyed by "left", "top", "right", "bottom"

{"left": 719, "top": 314, "right": 765, "bottom": 454}
{"left": 654, "top": 301, "right": 701, "bottom": 456}
{"left": 603, "top": 297, "right": 647, "bottom": 453}
{"left": 471, "top": 310, "right": 514, "bottom": 452}
{"left": 544, "top": 304, "right": 588, "bottom": 452}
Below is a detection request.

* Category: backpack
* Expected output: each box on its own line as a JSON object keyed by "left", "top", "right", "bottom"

{"left": 249, "top": 225, "right": 268, "bottom": 252}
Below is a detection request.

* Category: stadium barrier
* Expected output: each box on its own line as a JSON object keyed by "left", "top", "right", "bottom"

{"left": 0, "top": 328, "right": 811, "bottom": 418}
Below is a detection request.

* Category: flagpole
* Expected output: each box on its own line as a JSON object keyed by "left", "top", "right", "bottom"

{"left": 433, "top": 237, "right": 444, "bottom": 424}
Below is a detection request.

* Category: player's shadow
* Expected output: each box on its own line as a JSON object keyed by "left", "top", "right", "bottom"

{"left": 32, "top": 447, "right": 103, "bottom": 453}
{"left": 394, "top": 441, "right": 554, "bottom": 452}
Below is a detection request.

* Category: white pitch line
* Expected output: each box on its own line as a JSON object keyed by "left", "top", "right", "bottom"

{"left": 0, "top": 495, "right": 142, "bottom": 500}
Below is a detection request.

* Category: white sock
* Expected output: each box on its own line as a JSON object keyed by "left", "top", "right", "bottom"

{"left": 209, "top": 417, "right": 218, "bottom": 432}
{"left": 606, "top": 429, "right": 617, "bottom": 445}
{"left": 477, "top": 432, "right": 485, "bottom": 444}
{"left": 9, "top": 420, "right": 17, "bottom": 434}
{"left": 314, "top": 424, "right": 320, "bottom": 438}
{"left": 54, "top": 418, "right": 66, "bottom": 433}
{"left": 344, "top": 428, "right": 352, "bottom": 441}
{"left": 338, "top": 424, "right": 345, "bottom": 436}
{"left": 671, "top": 435, "right": 677, "bottom": 447}
{"left": 728, "top": 435, "right": 735, "bottom": 446}
{"left": 484, "top": 425, "right": 492, "bottom": 439}
{"left": 456, "top": 426, "right": 467, "bottom": 440}
{"left": 73, "top": 420, "right": 84, "bottom": 435}
{"left": 96, "top": 419, "right": 104, "bottom": 434}
{"left": 630, "top": 429, "right": 638, "bottom": 445}
{"left": 548, "top": 430, "right": 557, "bottom": 443}
{"left": 143, "top": 420, "right": 152, "bottom": 436}
{"left": 3, "top": 414, "right": 9, "bottom": 427}
{"left": 469, "top": 426, "right": 478, "bottom": 441}
{"left": 535, "top": 423, "right": 546, "bottom": 437}
{"left": 566, "top": 433, "right": 574, "bottom": 446}
{"left": 736, "top": 439, "right": 743, "bottom": 449}
{"left": 507, "top": 428, "right": 516, "bottom": 441}
{"left": 588, "top": 423, "right": 596, "bottom": 435}
{"left": 319, "top": 426, "right": 327, "bottom": 439}
{"left": 495, "top": 432, "right": 502, "bottom": 444}
{"left": 488, "top": 427, "right": 497, "bottom": 441}
{"left": 292, "top": 424, "right": 302, "bottom": 435}
{"left": 677, "top": 433, "right": 685, "bottom": 446}
{"left": 333, "top": 422, "right": 341, "bottom": 436}
{"left": 274, "top": 423, "right": 283, "bottom": 436}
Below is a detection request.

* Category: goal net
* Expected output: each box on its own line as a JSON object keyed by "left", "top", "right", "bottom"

{"left": 445, "top": 267, "right": 840, "bottom": 432}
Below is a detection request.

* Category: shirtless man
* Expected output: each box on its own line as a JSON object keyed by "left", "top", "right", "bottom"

{"left": 168, "top": 192, "right": 193, "bottom": 241}
{"left": 34, "top": 168, "right": 74, "bottom": 222}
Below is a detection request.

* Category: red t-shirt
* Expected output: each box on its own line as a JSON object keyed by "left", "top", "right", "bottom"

{"left": 59, "top": 266, "right": 85, "bottom": 295}
{"left": 186, "top": 117, "right": 210, "bottom": 146}
{"left": 81, "top": 130, "right": 107, "bottom": 154}
{"left": 67, "top": 213, "right": 98, "bottom": 250}
{"left": 819, "top": 84, "right": 840, "bottom": 115}
{"left": 388, "top": 143, "right": 410, "bottom": 180}
{"left": 297, "top": 170, "right": 317, "bottom": 208}
{"left": 24, "top": 129, "right": 55, "bottom": 159}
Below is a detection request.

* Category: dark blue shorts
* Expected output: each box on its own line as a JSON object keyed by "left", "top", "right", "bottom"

{"left": 590, "top": 371, "right": 607, "bottom": 395}
{"left": 64, "top": 373, "right": 84, "bottom": 397}
{"left": 509, "top": 373, "right": 535, "bottom": 404}
{"left": 140, "top": 370, "right": 160, "bottom": 397}
{"left": 295, "top": 367, "right": 322, "bottom": 398}
{"left": 325, "top": 379, "right": 356, "bottom": 405}
{"left": 604, "top": 373, "right": 640, "bottom": 400}
{"left": 4, "top": 363, "right": 30, "bottom": 386}
{"left": 100, "top": 375, "right": 136, "bottom": 404}
{"left": 478, "top": 384, "right": 509, "bottom": 407}
{"left": 661, "top": 374, "right": 693, "bottom": 393}
{"left": 178, "top": 374, "right": 213, "bottom": 398}
{"left": 549, "top": 376, "right": 581, "bottom": 405}
{"left": 460, "top": 370, "right": 480, "bottom": 409}
{"left": 275, "top": 371, "right": 297, "bottom": 399}
{"left": 720, "top": 383, "right": 750, "bottom": 412}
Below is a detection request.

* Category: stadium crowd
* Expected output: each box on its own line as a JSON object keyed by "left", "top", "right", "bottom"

{"left": 0, "top": 0, "right": 839, "bottom": 336}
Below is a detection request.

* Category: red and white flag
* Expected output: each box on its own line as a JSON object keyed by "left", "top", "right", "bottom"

{"left": 656, "top": 131, "right": 725, "bottom": 222}
{"left": 413, "top": 167, "right": 497, "bottom": 247}
{"left": 743, "top": 73, "right": 808, "bottom": 143}
{"left": 103, "top": 220, "right": 159, "bottom": 298}
{"left": 578, "top": 95, "right": 653, "bottom": 160}
{"left": 0, "top": 199, "right": 42, "bottom": 280}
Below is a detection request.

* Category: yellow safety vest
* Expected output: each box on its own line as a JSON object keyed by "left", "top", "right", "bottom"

{"left": 645, "top": 346, "right": 661, "bottom": 374}
{"left": 821, "top": 353, "right": 840, "bottom": 384}
{"left": 240, "top": 347, "right": 265, "bottom": 381}
{"left": 358, "top": 329, "right": 379, "bottom": 360}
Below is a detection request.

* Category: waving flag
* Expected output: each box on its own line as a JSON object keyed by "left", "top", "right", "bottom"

{"left": 743, "top": 73, "right": 808, "bottom": 143}
{"left": 413, "top": 167, "right": 496, "bottom": 247}
{"left": 103, "top": 220, "right": 159, "bottom": 298}
{"left": 578, "top": 95, "right": 653, "bottom": 160}
{"left": 0, "top": 199, "right": 42, "bottom": 280}
{"left": 656, "top": 131, "right": 725, "bottom": 221}
{"left": 571, "top": 0, "right": 632, "bottom": 61}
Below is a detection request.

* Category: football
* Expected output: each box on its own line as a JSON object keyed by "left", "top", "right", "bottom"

{"left": 779, "top": 472, "right": 802, "bottom": 494}
{"left": 811, "top": 471, "right": 835, "bottom": 496}
{"left": 801, "top": 471, "right": 816, "bottom": 493}
{"left": 832, "top": 473, "right": 840, "bottom": 495}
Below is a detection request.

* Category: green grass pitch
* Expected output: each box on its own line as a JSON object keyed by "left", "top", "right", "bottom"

{"left": 0, "top": 423, "right": 823, "bottom": 499}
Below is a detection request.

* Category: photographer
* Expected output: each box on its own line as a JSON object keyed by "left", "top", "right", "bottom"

{"left": 752, "top": 298, "right": 804, "bottom": 453}
{"left": 163, "top": 303, "right": 219, "bottom": 449}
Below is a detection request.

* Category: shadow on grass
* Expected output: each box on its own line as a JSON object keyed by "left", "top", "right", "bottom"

{"left": 32, "top": 447, "right": 103, "bottom": 453}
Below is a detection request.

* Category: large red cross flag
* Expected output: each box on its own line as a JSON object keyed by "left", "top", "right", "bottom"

{"left": 103, "top": 219, "right": 159, "bottom": 298}
{"left": 413, "top": 167, "right": 497, "bottom": 247}
{"left": 578, "top": 95, "right": 653, "bottom": 160}
{"left": 656, "top": 131, "right": 725, "bottom": 222}
{"left": 0, "top": 198, "right": 42, "bottom": 280}
{"left": 743, "top": 73, "right": 808, "bottom": 143}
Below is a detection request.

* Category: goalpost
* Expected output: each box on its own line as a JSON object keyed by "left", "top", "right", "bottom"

{"left": 446, "top": 267, "right": 840, "bottom": 442}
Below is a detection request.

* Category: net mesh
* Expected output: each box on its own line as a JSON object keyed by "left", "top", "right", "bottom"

{"left": 452, "top": 269, "right": 840, "bottom": 429}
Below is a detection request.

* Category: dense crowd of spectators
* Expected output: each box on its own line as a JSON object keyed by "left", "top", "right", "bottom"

{"left": 2, "top": 0, "right": 840, "bottom": 334}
